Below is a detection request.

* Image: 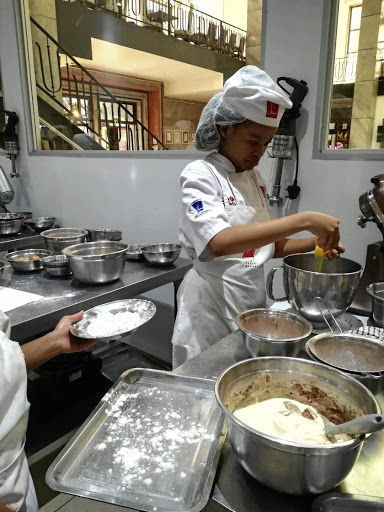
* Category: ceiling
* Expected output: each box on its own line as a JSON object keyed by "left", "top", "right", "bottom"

{"left": 75, "top": 38, "right": 224, "bottom": 103}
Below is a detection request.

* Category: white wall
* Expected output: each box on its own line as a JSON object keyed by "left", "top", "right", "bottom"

{"left": 1, "top": 0, "right": 384, "bottom": 308}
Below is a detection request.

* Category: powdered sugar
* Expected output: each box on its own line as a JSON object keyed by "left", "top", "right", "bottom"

{"left": 86, "top": 310, "right": 142, "bottom": 338}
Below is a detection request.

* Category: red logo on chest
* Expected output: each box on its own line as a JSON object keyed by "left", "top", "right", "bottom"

{"left": 243, "top": 250, "right": 255, "bottom": 258}
{"left": 266, "top": 101, "right": 279, "bottom": 119}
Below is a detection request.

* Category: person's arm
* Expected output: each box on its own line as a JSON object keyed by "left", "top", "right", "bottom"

{"left": 274, "top": 237, "right": 317, "bottom": 258}
{"left": 21, "top": 311, "right": 97, "bottom": 371}
{"left": 208, "top": 211, "right": 340, "bottom": 257}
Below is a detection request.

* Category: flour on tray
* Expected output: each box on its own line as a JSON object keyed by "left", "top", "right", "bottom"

{"left": 86, "top": 310, "right": 142, "bottom": 338}
{"left": 86, "top": 383, "right": 216, "bottom": 493}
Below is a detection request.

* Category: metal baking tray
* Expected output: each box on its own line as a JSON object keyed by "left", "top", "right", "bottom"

{"left": 46, "top": 368, "right": 225, "bottom": 512}
{"left": 312, "top": 493, "right": 384, "bottom": 511}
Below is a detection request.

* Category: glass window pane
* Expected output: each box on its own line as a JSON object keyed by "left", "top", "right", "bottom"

{"left": 350, "top": 5, "right": 362, "bottom": 30}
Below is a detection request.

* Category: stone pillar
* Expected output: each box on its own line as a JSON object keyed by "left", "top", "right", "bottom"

{"left": 246, "top": 0, "right": 262, "bottom": 66}
{"left": 349, "top": 0, "right": 381, "bottom": 148}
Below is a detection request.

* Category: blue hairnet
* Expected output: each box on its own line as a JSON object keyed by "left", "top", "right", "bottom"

{"left": 194, "top": 92, "right": 246, "bottom": 151}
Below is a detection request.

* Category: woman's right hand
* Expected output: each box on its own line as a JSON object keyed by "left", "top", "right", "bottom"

{"left": 303, "top": 211, "right": 340, "bottom": 251}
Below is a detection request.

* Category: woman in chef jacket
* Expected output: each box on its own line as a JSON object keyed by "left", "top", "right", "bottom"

{"left": 0, "top": 310, "right": 97, "bottom": 511}
{"left": 171, "top": 65, "right": 343, "bottom": 368}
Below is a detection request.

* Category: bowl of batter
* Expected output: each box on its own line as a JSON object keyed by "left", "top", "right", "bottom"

{"left": 215, "top": 357, "right": 380, "bottom": 495}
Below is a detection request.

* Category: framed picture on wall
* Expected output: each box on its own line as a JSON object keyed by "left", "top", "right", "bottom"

{"left": 165, "top": 129, "right": 173, "bottom": 144}
{"left": 174, "top": 130, "right": 181, "bottom": 144}
{"left": 190, "top": 131, "right": 195, "bottom": 143}
{"left": 182, "top": 131, "right": 189, "bottom": 144}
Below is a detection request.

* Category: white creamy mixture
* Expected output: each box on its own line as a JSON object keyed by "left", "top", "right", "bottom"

{"left": 234, "top": 398, "right": 350, "bottom": 445}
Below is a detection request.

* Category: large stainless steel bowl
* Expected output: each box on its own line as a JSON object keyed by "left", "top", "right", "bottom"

{"left": 141, "top": 243, "right": 181, "bottom": 266}
{"left": 0, "top": 213, "right": 24, "bottom": 235}
{"left": 63, "top": 241, "right": 128, "bottom": 284}
{"left": 366, "top": 282, "right": 384, "bottom": 327}
{"left": 41, "top": 228, "right": 88, "bottom": 254}
{"left": 236, "top": 308, "right": 312, "bottom": 357}
{"left": 215, "top": 357, "right": 380, "bottom": 495}
{"left": 267, "top": 254, "right": 362, "bottom": 327}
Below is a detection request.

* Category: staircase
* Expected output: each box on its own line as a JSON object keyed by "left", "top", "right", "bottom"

{"left": 30, "top": 17, "right": 167, "bottom": 151}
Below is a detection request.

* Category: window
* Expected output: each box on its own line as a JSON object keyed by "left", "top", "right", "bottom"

{"left": 322, "top": 0, "right": 384, "bottom": 153}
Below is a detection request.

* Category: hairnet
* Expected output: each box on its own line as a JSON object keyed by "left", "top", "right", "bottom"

{"left": 195, "top": 66, "right": 292, "bottom": 151}
{"left": 194, "top": 93, "right": 245, "bottom": 151}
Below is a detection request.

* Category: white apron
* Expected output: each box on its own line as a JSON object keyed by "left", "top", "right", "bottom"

{"left": 0, "top": 310, "right": 38, "bottom": 511}
{"left": 172, "top": 165, "right": 274, "bottom": 367}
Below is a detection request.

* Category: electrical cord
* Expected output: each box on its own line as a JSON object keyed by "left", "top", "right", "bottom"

{"left": 287, "top": 137, "right": 301, "bottom": 199}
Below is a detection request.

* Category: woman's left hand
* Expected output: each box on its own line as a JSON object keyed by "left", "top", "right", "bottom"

{"left": 324, "top": 242, "right": 345, "bottom": 260}
{"left": 50, "top": 311, "right": 98, "bottom": 354}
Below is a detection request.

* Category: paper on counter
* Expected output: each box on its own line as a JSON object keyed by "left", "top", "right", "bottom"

{"left": 0, "top": 287, "right": 43, "bottom": 313}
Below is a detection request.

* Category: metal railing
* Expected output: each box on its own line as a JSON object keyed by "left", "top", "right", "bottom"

{"left": 31, "top": 16, "right": 167, "bottom": 150}
{"left": 61, "top": 0, "right": 247, "bottom": 60}
{"left": 333, "top": 53, "right": 384, "bottom": 84}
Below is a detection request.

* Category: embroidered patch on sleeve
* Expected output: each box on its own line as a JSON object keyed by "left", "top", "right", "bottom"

{"left": 189, "top": 199, "right": 206, "bottom": 218}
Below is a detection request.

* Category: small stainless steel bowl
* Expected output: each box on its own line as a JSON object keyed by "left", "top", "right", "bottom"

{"left": 215, "top": 357, "right": 380, "bottom": 495}
{"left": 366, "top": 282, "right": 384, "bottom": 327}
{"left": 5, "top": 249, "right": 52, "bottom": 272}
{"left": 236, "top": 308, "right": 312, "bottom": 357}
{"left": 25, "top": 217, "right": 56, "bottom": 232}
{"left": 41, "top": 255, "right": 71, "bottom": 277}
{"left": 126, "top": 244, "right": 145, "bottom": 261}
{"left": 63, "top": 241, "right": 127, "bottom": 284}
{"left": 41, "top": 228, "right": 88, "bottom": 255}
{"left": 86, "top": 228, "right": 122, "bottom": 242}
{"left": 14, "top": 212, "right": 33, "bottom": 222}
{"left": 140, "top": 243, "right": 181, "bottom": 266}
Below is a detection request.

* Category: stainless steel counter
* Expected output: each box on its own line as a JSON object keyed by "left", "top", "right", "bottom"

{"left": 1, "top": 258, "right": 192, "bottom": 342}
{"left": 42, "top": 329, "right": 384, "bottom": 512}
{"left": 0, "top": 229, "right": 44, "bottom": 252}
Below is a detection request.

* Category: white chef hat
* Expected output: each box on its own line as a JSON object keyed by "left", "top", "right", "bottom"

{"left": 221, "top": 66, "right": 292, "bottom": 128}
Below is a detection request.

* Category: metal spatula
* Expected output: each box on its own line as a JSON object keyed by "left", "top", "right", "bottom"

{"left": 325, "top": 414, "right": 384, "bottom": 437}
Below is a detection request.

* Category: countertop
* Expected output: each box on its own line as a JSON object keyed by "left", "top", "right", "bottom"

{"left": 1, "top": 258, "right": 192, "bottom": 342}
{"left": 41, "top": 329, "right": 384, "bottom": 512}
{"left": 0, "top": 228, "right": 44, "bottom": 252}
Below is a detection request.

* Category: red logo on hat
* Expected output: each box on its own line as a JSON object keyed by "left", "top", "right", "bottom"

{"left": 266, "top": 101, "right": 279, "bottom": 119}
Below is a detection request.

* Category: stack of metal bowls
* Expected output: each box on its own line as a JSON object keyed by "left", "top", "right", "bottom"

{"left": 0, "top": 213, "right": 24, "bottom": 236}
{"left": 86, "top": 228, "right": 122, "bottom": 242}
{"left": 140, "top": 243, "right": 181, "bottom": 266}
{"left": 41, "top": 228, "right": 88, "bottom": 254}
{"left": 306, "top": 332, "right": 384, "bottom": 395}
{"left": 215, "top": 357, "right": 380, "bottom": 495}
{"left": 41, "top": 255, "right": 71, "bottom": 277}
{"left": 63, "top": 241, "right": 128, "bottom": 284}
{"left": 236, "top": 308, "right": 312, "bottom": 357}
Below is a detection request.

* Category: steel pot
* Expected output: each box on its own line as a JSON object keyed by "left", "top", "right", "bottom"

{"left": 41, "top": 228, "right": 88, "bottom": 254}
{"left": 215, "top": 357, "right": 380, "bottom": 495}
{"left": 366, "top": 282, "right": 384, "bottom": 327}
{"left": 266, "top": 254, "right": 362, "bottom": 327}
{"left": 0, "top": 213, "right": 24, "bottom": 235}
{"left": 236, "top": 308, "right": 312, "bottom": 357}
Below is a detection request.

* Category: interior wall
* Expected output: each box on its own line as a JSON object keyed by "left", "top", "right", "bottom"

{"left": 163, "top": 98, "right": 204, "bottom": 149}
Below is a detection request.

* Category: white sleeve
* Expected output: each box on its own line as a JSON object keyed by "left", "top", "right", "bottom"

{"left": 179, "top": 162, "right": 231, "bottom": 258}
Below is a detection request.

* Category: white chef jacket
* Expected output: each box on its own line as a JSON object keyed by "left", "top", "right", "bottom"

{"left": 0, "top": 310, "right": 38, "bottom": 511}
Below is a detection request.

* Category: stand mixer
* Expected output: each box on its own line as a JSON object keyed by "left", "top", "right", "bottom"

{"left": 349, "top": 173, "right": 384, "bottom": 316}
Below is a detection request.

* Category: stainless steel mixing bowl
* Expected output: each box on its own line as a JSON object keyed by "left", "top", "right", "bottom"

{"left": 86, "top": 228, "right": 122, "bottom": 242}
{"left": 41, "top": 255, "right": 71, "bottom": 277}
{"left": 215, "top": 357, "right": 380, "bottom": 495}
{"left": 63, "top": 241, "right": 128, "bottom": 284}
{"left": 0, "top": 213, "right": 24, "bottom": 235}
{"left": 5, "top": 249, "right": 52, "bottom": 271}
{"left": 366, "top": 282, "right": 384, "bottom": 327}
{"left": 41, "top": 228, "right": 88, "bottom": 254}
{"left": 236, "top": 308, "right": 312, "bottom": 357}
{"left": 140, "top": 243, "right": 181, "bottom": 266}
{"left": 25, "top": 217, "right": 56, "bottom": 232}
{"left": 267, "top": 254, "right": 362, "bottom": 327}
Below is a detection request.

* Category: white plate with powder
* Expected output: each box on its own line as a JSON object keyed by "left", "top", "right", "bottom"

{"left": 70, "top": 299, "right": 156, "bottom": 342}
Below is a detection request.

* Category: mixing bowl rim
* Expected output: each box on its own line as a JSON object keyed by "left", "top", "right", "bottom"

{"left": 41, "top": 228, "right": 88, "bottom": 239}
{"left": 366, "top": 282, "right": 384, "bottom": 302}
{"left": 283, "top": 253, "right": 362, "bottom": 276}
{"left": 63, "top": 241, "right": 128, "bottom": 259}
{"left": 236, "top": 308, "right": 313, "bottom": 343}
{"left": 215, "top": 356, "right": 380, "bottom": 451}
{"left": 25, "top": 216, "right": 56, "bottom": 223}
{"left": 140, "top": 243, "right": 182, "bottom": 253}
